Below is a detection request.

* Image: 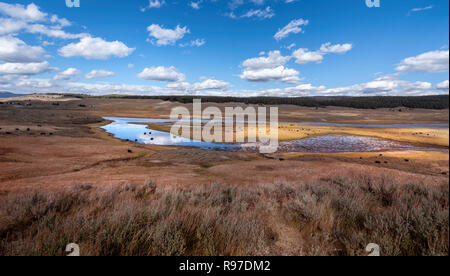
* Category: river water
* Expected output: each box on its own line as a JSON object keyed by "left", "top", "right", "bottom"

{"left": 101, "top": 117, "right": 449, "bottom": 153}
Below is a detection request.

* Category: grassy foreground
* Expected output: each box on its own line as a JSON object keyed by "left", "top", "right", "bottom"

{"left": 0, "top": 176, "right": 448, "bottom": 256}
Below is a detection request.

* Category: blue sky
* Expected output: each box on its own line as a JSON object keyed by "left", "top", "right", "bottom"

{"left": 0, "top": 0, "right": 448, "bottom": 96}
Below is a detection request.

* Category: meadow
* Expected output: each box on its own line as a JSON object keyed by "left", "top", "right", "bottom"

{"left": 0, "top": 96, "right": 448, "bottom": 256}
{"left": 1, "top": 175, "right": 448, "bottom": 256}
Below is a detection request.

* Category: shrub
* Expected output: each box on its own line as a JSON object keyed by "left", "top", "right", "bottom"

{"left": 0, "top": 176, "right": 447, "bottom": 256}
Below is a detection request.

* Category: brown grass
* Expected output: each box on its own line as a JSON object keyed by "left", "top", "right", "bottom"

{"left": 284, "top": 151, "right": 450, "bottom": 161}
{"left": 0, "top": 175, "right": 448, "bottom": 256}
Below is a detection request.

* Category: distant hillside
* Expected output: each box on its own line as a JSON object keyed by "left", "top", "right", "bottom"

{"left": 0, "top": 92, "right": 27, "bottom": 98}
{"left": 58, "top": 94, "right": 450, "bottom": 110}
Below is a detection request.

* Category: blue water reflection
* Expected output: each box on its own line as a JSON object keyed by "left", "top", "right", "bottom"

{"left": 101, "top": 117, "right": 238, "bottom": 150}
{"left": 101, "top": 117, "right": 448, "bottom": 153}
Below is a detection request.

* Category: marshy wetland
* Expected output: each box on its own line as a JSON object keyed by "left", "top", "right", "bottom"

{"left": 102, "top": 116, "right": 449, "bottom": 153}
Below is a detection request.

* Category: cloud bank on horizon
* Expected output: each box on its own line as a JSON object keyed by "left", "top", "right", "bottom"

{"left": 0, "top": 0, "right": 448, "bottom": 97}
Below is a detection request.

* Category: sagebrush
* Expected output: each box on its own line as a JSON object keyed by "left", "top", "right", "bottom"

{"left": 0, "top": 175, "right": 448, "bottom": 256}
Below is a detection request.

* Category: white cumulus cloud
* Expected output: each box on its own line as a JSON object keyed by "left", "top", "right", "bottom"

{"left": 141, "top": 0, "right": 166, "bottom": 12}
{"left": 0, "top": 2, "right": 47, "bottom": 22}
{"left": 138, "top": 66, "right": 186, "bottom": 82}
{"left": 0, "top": 18, "right": 26, "bottom": 34}
{"left": 0, "top": 35, "right": 45, "bottom": 63}
{"left": 320, "top": 42, "right": 353, "bottom": 54}
{"left": 396, "top": 50, "right": 449, "bottom": 73}
{"left": 292, "top": 48, "right": 323, "bottom": 64}
{"left": 240, "top": 51, "right": 300, "bottom": 83}
{"left": 242, "top": 50, "right": 291, "bottom": 70}
{"left": 25, "top": 24, "right": 88, "bottom": 40}
{"left": 147, "top": 24, "right": 190, "bottom": 46}
{"left": 0, "top": 3, "right": 86, "bottom": 39}
{"left": 0, "top": 61, "right": 51, "bottom": 75}
{"left": 53, "top": 67, "right": 81, "bottom": 81}
{"left": 167, "top": 78, "right": 230, "bottom": 92}
{"left": 436, "top": 80, "right": 449, "bottom": 92}
{"left": 58, "top": 37, "right": 135, "bottom": 60}
{"left": 85, "top": 70, "right": 115, "bottom": 79}
{"left": 292, "top": 43, "right": 353, "bottom": 64}
{"left": 241, "top": 65, "right": 301, "bottom": 84}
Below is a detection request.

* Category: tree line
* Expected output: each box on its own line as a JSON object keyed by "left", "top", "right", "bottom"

{"left": 57, "top": 94, "right": 449, "bottom": 110}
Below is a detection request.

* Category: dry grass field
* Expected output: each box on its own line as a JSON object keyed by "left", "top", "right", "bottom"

{"left": 0, "top": 96, "right": 448, "bottom": 256}
{"left": 0, "top": 176, "right": 448, "bottom": 256}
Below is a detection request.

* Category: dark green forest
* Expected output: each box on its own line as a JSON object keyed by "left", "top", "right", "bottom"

{"left": 59, "top": 94, "right": 449, "bottom": 110}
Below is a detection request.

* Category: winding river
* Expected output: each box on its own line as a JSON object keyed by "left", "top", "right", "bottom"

{"left": 101, "top": 117, "right": 449, "bottom": 153}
